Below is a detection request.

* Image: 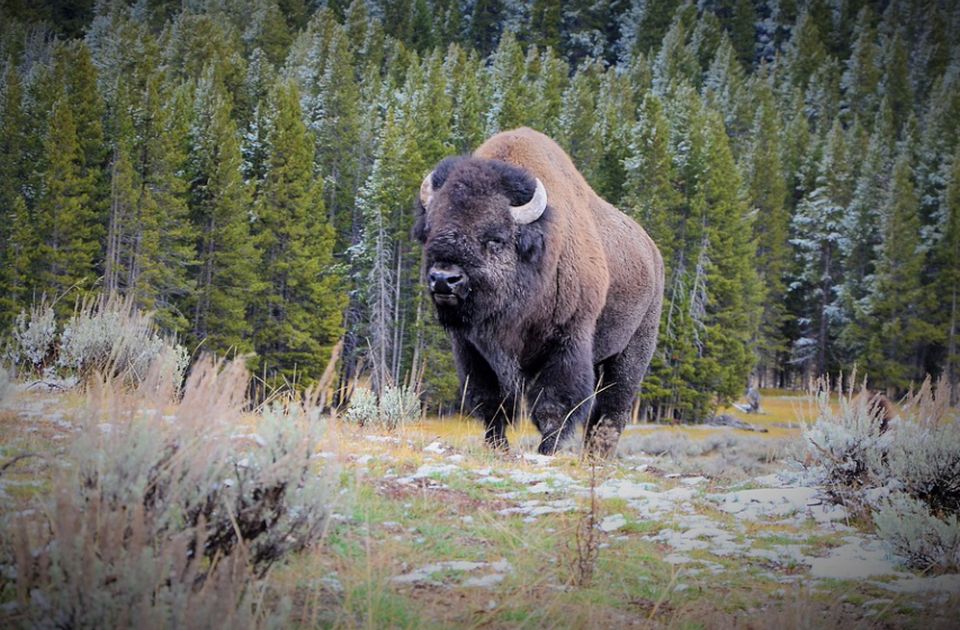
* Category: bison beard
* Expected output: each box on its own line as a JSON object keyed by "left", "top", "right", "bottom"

{"left": 413, "top": 128, "right": 664, "bottom": 456}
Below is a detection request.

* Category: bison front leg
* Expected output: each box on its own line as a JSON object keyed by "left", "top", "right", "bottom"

{"left": 452, "top": 336, "right": 515, "bottom": 450}
{"left": 529, "top": 336, "right": 595, "bottom": 455}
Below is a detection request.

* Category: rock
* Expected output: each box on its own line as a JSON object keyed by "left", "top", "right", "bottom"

{"left": 875, "top": 574, "right": 960, "bottom": 594}
{"left": 392, "top": 559, "right": 513, "bottom": 587}
{"left": 423, "top": 441, "right": 445, "bottom": 454}
{"left": 808, "top": 538, "right": 902, "bottom": 579}
{"left": 708, "top": 487, "right": 846, "bottom": 522}
{"left": 396, "top": 463, "right": 460, "bottom": 484}
{"left": 599, "top": 513, "right": 627, "bottom": 532}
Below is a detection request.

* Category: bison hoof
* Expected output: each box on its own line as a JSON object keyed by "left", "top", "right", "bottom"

{"left": 537, "top": 435, "right": 562, "bottom": 456}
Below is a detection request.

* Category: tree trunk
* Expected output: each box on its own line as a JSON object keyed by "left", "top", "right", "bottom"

{"left": 949, "top": 283, "right": 958, "bottom": 406}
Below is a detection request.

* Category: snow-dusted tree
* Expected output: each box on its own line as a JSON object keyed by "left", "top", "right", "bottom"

{"left": 780, "top": 9, "right": 827, "bottom": 91}
{"left": 557, "top": 60, "right": 603, "bottom": 183}
{"left": 305, "top": 21, "right": 363, "bottom": 250}
{"left": 789, "top": 117, "right": 853, "bottom": 379}
{"left": 650, "top": 8, "right": 699, "bottom": 96}
{"left": 483, "top": 31, "right": 528, "bottom": 137}
{"left": 837, "top": 101, "right": 895, "bottom": 363}
{"left": 621, "top": 92, "right": 679, "bottom": 263}
{"left": 702, "top": 34, "right": 751, "bottom": 155}
{"left": 444, "top": 44, "right": 486, "bottom": 153}
{"left": 524, "top": 44, "right": 568, "bottom": 139}
{"left": 352, "top": 107, "right": 403, "bottom": 397}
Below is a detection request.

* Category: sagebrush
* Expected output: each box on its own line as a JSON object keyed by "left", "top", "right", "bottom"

{"left": 802, "top": 375, "right": 960, "bottom": 572}
{"left": 344, "top": 384, "right": 420, "bottom": 429}
{"left": 5, "top": 294, "right": 188, "bottom": 388}
{"left": 0, "top": 356, "right": 337, "bottom": 627}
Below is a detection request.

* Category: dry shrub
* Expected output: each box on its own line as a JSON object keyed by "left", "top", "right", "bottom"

{"left": 343, "top": 384, "right": 420, "bottom": 429}
{"left": 803, "top": 374, "right": 960, "bottom": 572}
{"left": 801, "top": 374, "right": 891, "bottom": 508}
{"left": 873, "top": 493, "right": 960, "bottom": 574}
{"left": 58, "top": 293, "right": 189, "bottom": 386}
{"left": 4, "top": 294, "right": 188, "bottom": 388}
{"left": 1, "top": 356, "right": 336, "bottom": 628}
{"left": 7, "top": 299, "right": 57, "bottom": 371}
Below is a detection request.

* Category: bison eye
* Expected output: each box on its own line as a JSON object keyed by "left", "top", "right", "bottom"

{"left": 484, "top": 238, "right": 506, "bottom": 254}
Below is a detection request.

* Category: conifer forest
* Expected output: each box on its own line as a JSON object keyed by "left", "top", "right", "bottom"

{"left": 1, "top": 0, "right": 958, "bottom": 421}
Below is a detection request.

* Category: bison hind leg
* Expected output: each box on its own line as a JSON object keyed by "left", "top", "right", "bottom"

{"left": 585, "top": 313, "right": 659, "bottom": 457}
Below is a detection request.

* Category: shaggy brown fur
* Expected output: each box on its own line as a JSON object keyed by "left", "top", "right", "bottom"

{"left": 414, "top": 127, "right": 664, "bottom": 456}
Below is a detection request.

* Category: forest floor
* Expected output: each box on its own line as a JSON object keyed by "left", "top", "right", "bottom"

{"left": 1, "top": 387, "right": 958, "bottom": 628}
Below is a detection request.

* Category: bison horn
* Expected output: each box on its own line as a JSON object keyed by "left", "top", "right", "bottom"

{"left": 420, "top": 171, "right": 434, "bottom": 208}
{"left": 510, "top": 178, "right": 547, "bottom": 224}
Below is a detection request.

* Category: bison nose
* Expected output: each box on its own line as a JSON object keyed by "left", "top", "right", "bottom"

{"left": 428, "top": 265, "right": 466, "bottom": 295}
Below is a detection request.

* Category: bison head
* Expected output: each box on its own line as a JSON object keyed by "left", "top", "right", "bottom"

{"left": 413, "top": 157, "right": 552, "bottom": 328}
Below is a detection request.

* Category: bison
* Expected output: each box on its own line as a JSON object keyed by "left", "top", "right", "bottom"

{"left": 413, "top": 127, "right": 664, "bottom": 456}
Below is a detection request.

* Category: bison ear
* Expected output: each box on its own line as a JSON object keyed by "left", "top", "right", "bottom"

{"left": 517, "top": 220, "right": 546, "bottom": 265}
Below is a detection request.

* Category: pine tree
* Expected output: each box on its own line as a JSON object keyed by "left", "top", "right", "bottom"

{"left": 252, "top": 79, "right": 343, "bottom": 385}
{"left": 864, "top": 144, "right": 934, "bottom": 392}
{"left": 938, "top": 146, "right": 960, "bottom": 403}
{"left": 702, "top": 34, "right": 751, "bottom": 154}
{"left": 530, "top": 0, "right": 563, "bottom": 52}
{"left": 744, "top": 79, "right": 790, "bottom": 385}
{"left": 651, "top": 10, "right": 699, "bottom": 95}
{"left": 697, "top": 107, "right": 761, "bottom": 406}
{"left": 188, "top": 75, "right": 259, "bottom": 357}
{"left": 525, "top": 45, "right": 568, "bottom": 139}
{"left": 307, "top": 23, "right": 363, "bottom": 250}
{"left": 353, "top": 107, "right": 403, "bottom": 396}
{"left": 727, "top": 0, "right": 757, "bottom": 67}
{"left": 34, "top": 96, "right": 100, "bottom": 308}
{"left": 470, "top": 0, "right": 505, "bottom": 56}
{"left": 129, "top": 77, "right": 196, "bottom": 333}
{"left": 641, "top": 91, "right": 760, "bottom": 420}
{"left": 0, "top": 60, "right": 30, "bottom": 326}
{"left": 557, "top": 61, "right": 603, "bottom": 183}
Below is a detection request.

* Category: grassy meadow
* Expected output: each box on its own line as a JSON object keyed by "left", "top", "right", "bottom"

{"left": 2, "top": 375, "right": 957, "bottom": 629}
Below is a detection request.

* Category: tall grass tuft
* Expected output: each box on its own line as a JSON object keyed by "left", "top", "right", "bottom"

{"left": 1, "top": 356, "right": 337, "bottom": 627}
